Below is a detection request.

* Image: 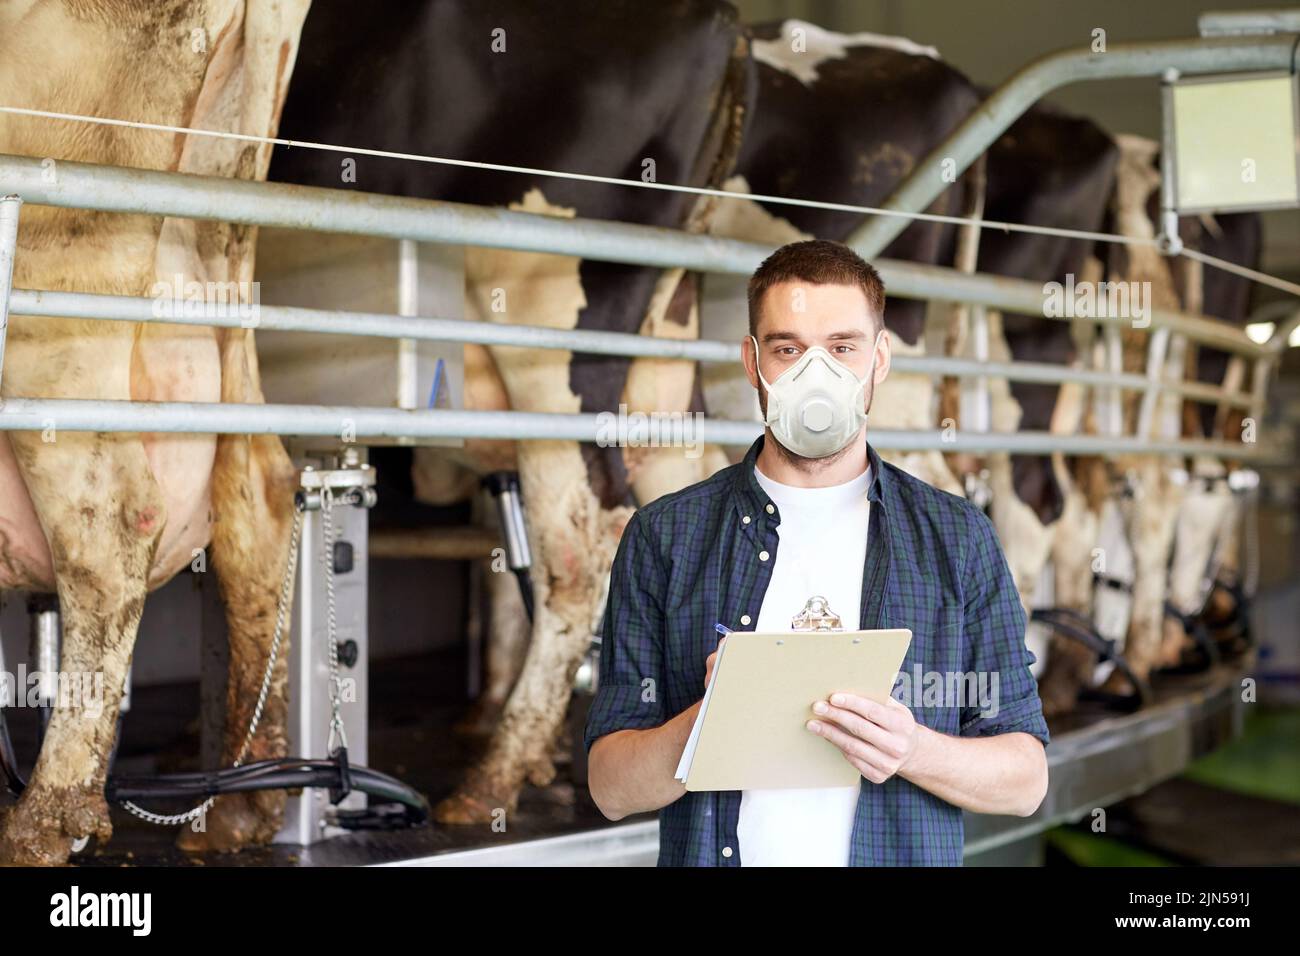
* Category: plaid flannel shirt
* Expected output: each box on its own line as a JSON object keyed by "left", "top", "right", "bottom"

{"left": 584, "top": 435, "right": 1050, "bottom": 866}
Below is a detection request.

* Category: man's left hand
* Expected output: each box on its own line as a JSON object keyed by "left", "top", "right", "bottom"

{"left": 807, "top": 693, "right": 920, "bottom": 784}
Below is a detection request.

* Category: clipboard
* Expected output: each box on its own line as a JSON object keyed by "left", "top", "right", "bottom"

{"left": 674, "top": 597, "right": 912, "bottom": 791}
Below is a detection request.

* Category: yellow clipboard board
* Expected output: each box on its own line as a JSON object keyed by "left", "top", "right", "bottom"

{"left": 674, "top": 597, "right": 912, "bottom": 791}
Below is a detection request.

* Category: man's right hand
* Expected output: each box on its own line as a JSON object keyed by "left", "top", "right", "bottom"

{"left": 704, "top": 636, "right": 726, "bottom": 691}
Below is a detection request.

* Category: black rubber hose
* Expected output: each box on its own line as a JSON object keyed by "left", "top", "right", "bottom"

{"left": 1030, "top": 608, "right": 1148, "bottom": 710}
{"left": 513, "top": 567, "right": 535, "bottom": 622}
{"left": 105, "top": 757, "right": 429, "bottom": 825}
{"left": 1160, "top": 601, "right": 1220, "bottom": 674}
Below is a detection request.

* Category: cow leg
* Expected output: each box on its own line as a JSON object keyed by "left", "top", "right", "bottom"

{"left": 1037, "top": 480, "right": 1103, "bottom": 715}
{"left": 177, "top": 321, "right": 298, "bottom": 852}
{"left": 176, "top": 431, "right": 296, "bottom": 852}
{"left": 454, "top": 561, "right": 531, "bottom": 737}
{"left": 1108, "top": 459, "right": 1183, "bottom": 687}
{"left": 435, "top": 440, "right": 631, "bottom": 823}
{"left": 0, "top": 434, "right": 163, "bottom": 865}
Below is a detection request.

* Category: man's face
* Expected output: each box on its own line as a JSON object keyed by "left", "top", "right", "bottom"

{"left": 744, "top": 280, "right": 891, "bottom": 426}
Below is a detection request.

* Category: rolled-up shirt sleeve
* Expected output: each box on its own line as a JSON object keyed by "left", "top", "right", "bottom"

{"left": 583, "top": 511, "right": 668, "bottom": 754}
{"left": 957, "top": 506, "right": 1051, "bottom": 747}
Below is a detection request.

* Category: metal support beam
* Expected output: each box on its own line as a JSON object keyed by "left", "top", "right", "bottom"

{"left": 1199, "top": 10, "right": 1300, "bottom": 36}
{"left": 2, "top": 287, "right": 1255, "bottom": 404}
{"left": 0, "top": 154, "right": 1266, "bottom": 357}
{"left": 1136, "top": 326, "right": 1172, "bottom": 439}
{"left": 1158, "top": 72, "right": 1185, "bottom": 255}
{"left": 0, "top": 395, "right": 1278, "bottom": 460}
{"left": 0, "top": 195, "right": 21, "bottom": 390}
{"left": 1103, "top": 325, "right": 1125, "bottom": 437}
{"left": 846, "top": 35, "right": 1299, "bottom": 258}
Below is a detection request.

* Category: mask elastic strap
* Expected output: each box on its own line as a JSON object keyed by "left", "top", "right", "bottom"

{"left": 854, "top": 328, "right": 886, "bottom": 403}
{"left": 749, "top": 335, "right": 773, "bottom": 391}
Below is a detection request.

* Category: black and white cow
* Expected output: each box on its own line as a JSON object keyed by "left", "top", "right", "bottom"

{"left": 973, "top": 100, "right": 1119, "bottom": 715}
{"left": 268, "top": 0, "right": 751, "bottom": 823}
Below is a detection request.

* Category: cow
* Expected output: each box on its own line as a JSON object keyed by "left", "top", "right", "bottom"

{"left": 1082, "top": 135, "right": 1261, "bottom": 700}
{"left": 1163, "top": 211, "right": 1261, "bottom": 664}
{"left": 965, "top": 100, "right": 1118, "bottom": 716}
{"left": 267, "top": 0, "right": 751, "bottom": 823}
{"left": 978, "top": 129, "right": 1258, "bottom": 712}
{"left": 0, "top": 0, "right": 311, "bottom": 865}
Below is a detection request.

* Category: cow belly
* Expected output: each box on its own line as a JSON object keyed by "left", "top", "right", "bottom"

{"left": 0, "top": 434, "right": 54, "bottom": 590}
{"left": 0, "top": 436, "right": 215, "bottom": 592}
{"left": 140, "top": 434, "right": 216, "bottom": 589}
{"left": 0, "top": 323, "right": 221, "bottom": 593}
{"left": 133, "top": 323, "right": 221, "bottom": 589}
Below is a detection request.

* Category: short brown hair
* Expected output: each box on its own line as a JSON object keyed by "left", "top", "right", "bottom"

{"left": 747, "top": 239, "right": 885, "bottom": 337}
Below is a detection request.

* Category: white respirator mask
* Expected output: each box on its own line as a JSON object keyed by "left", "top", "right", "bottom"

{"left": 750, "top": 330, "right": 884, "bottom": 459}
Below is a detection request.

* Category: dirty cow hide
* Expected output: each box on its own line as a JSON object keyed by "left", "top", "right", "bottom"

{"left": 269, "top": 0, "right": 750, "bottom": 823}
{"left": 0, "top": 0, "right": 310, "bottom": 865}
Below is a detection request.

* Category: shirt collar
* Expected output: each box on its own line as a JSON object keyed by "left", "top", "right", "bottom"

{"left": 733, "top": 433, "right": 887, "bottom": 522}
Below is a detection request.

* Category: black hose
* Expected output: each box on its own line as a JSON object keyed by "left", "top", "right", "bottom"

{"left": 105, "top": 757, "right": 429, "bottom": 828}
{"left": 1030, "top": 607, "right": 1147, "bottom": 711}
{"left": 513, "top": 567, "right": 535, "bottom": 622}
{"left": 3, "top": 695, "right": 428, "bottom": 830}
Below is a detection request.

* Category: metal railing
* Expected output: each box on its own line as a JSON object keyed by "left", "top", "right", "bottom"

{"left": 846, "top": 34, "right": 1300, "bottom": 257}
{"left": 0, "top": 38, "right": 1288, "bottom": 464}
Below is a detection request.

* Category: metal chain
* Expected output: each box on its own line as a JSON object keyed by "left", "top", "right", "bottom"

{"left": 319, "top": 485, "right": 348, "bottom": 755}
{"left": 122, "top": 507, "right": 305, "bottom": 827}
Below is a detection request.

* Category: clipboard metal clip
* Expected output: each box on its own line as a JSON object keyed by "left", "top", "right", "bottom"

{"left": 791, "top": 595, "right": 844, "bottom": 632}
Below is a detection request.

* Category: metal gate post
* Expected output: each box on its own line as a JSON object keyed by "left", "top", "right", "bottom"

{"left": 0, "top": 195, "right": 22, "bottom": 390}
{"left": 848, "top": 35, "right": 1298, "bottom": 258}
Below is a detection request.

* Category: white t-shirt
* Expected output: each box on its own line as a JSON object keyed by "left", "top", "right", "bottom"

{"left": 737, "top": 462, "right": 872, "bottom": 867}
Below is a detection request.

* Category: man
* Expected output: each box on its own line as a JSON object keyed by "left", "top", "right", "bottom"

{"left": 584, "top": 239, "right": 1050, "bottom": 866}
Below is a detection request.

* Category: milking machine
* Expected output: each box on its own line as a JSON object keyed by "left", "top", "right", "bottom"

{"left": 0, "top": 448, "right": 429, "bottom": 844}
{"left": 480, "top": 467, "right": 609, "bottom": 778}
{"left": 1161, "top": 468, "right": 1259, "bottom": 668}
{"left": 964, "top": 467, "right": 1147, "bottom": 711}
{"left": 483, "top": 471, "right": 535, "bottom": 622}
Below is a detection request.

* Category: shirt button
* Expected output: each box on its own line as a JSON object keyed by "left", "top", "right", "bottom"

{"left": 759, "top": 550, "right": 770, "bottom": 562}
{"left": 742, "top": 515, "right": 751, "bottom": 525}
{"left": 722, "top": 846, "right": 733, "bottom": 859}
{"left": 740, "top": 614, "right": 751, "bottom": 626}
{"left": 765, "top": 504, "right": 775, "bottom": 515}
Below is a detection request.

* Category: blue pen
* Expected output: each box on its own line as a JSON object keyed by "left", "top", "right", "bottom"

{"left": 714, "top": 623, "right": 733, "bottom": 637}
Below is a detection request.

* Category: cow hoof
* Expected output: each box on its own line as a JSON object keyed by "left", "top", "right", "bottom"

{"left": 526, "top": 756, "right": 557, "bottom": 788}
{"left": 433, "top": 791, "right": 501, "bottom": 825}
{"left": 1098, "top": 668, "right": 1140, "bottom": 697}
{"left": 176, "top": 790, "right": 285, "bottom": 854}
{"left": 0, "top": 787, "right": 111, "bottom": 866}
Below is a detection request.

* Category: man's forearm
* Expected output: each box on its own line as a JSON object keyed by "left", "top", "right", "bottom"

{"left": 899, "top": 727, "right": 1048, "bottom": 817}
{"left": 588, "top": 702, "right": 700, "bottom": 821}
